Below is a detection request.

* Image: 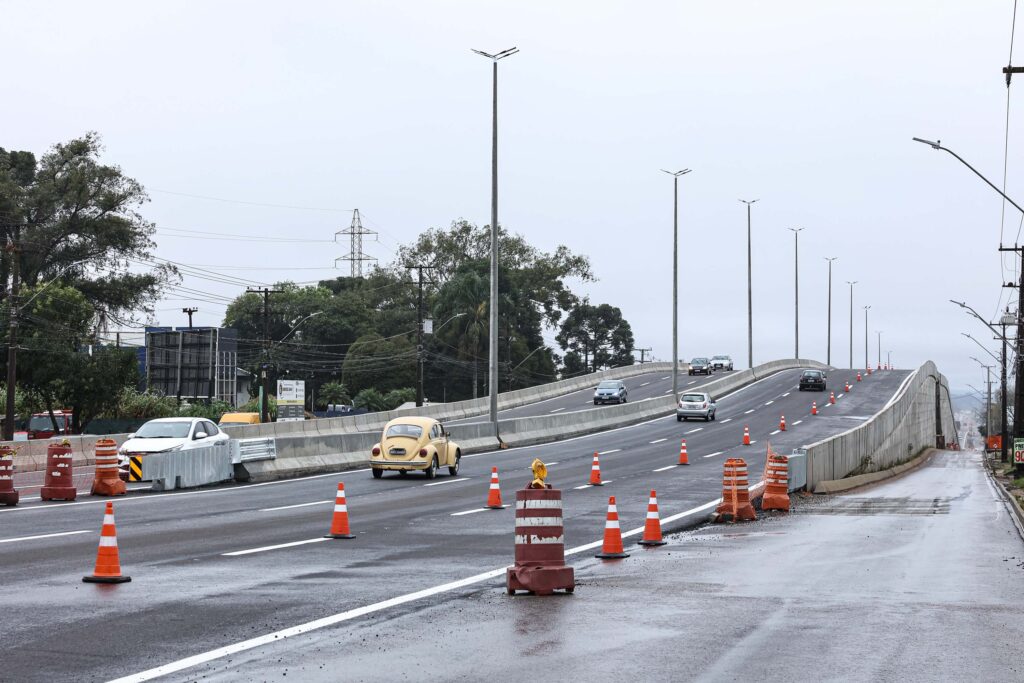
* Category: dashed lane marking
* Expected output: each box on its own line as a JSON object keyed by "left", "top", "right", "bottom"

{"left": 223, "top": 537, "right": 329, "bottom": 557}
{"left": 549, "top": 407, "right": 565, "bottom": 413}
{"left": 782, "top": 392, "right": 790, "bottom": 397}
{"left": 640, "top": 382, "right": 650, "bottom": 386}
{"left": 838, "top": 394, "right": 845, "bottom": 399}
{"left": 661, "top": 376, "right": 670, "bottom": 380}
{"left": 703, "top": 451, "right": 724, "bottom": 458}
{"left": 0, "top": 530, "right": 90, "bottom": 544}
{"left": 573, "top": 480, "right": 613, "bottom": 490}
{"left": 649, "top": 438, "right": 667, "bottom": 444}
{"left": 765, "top": 400, "right": 774, "bottom": 405}
{"left": 260, "top": 500, "right": 331, "bottom": 513}
{"left": 744, "top": 409, "right": 755, "bottom": 414}
{"left": 720, "top": 418, "right": 732, "bottom": 423}
{"left": 598, "top": 449, "right": 620, "bottom": 455}
{"left": 664, "top": 389, "right": 673, "bottom": 394}
{"left": 653, "top": 465, "right": 677, "bottom": 472}
{"left": 451, "top": 505, "right": 510, "bottom": 516}
{"left": 685, "top": 427, "right": 703, "bottom": 434}
{"left": 423, "top": 477, "right": 470, "bottom": 488}
{"left": 770, "top": 429, "right": 781, "bottom": 435}
{"left": 688, "top": 380, "right": 697, "bottom": 385}
{"left": 792, "top": 420, "right": 803, "bottom": 425}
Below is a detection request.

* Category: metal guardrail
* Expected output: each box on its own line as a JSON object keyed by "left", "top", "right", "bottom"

{"left": 232, "top": 438, "right": 276, "bottom": 464}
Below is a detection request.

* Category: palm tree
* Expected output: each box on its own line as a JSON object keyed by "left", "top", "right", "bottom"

{"left": 434, "top": 269, "right": 490, "bottom": 398}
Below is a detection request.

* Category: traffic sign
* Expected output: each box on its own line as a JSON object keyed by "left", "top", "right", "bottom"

{"left": 1014, "top": 438, "right": 1024, "bottom": 465}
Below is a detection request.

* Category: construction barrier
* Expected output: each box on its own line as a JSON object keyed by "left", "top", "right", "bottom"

{"left": 507, "top": 485, "right": 574, "bottom": 595}
{"left": 762, "top": 447, "right": 790, "bottom": 512}
{"left": 40, "top": 441, "right": 76, "bottom": 501}
{"left": 90, "top": 439, "right": 125, "bottom": 496}
{"left": 715, "top": 458, "right": 756, "bottom": 522}
{"left": 83, "top": 502, "right": 130, "bottom": 584}
{"left": 0, "top": 445, "right": 18, "bottom": 506}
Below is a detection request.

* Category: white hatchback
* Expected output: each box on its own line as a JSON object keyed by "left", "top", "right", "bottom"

{"left": 118, "top": 417, "right": 231, "bottom": 478}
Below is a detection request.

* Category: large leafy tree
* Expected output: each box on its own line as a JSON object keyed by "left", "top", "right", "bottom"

{"left": 556, "top": 302, "right": 635, "bottom": 374}
{"left": 0, "top": 133, "right": 176, "bottom": 327}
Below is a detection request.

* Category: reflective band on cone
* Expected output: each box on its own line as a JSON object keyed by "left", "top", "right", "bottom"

{"left": 595, "top": 496, "right": 630, "bottom": 559}
{"left": 324, "top": 482, "right": 355, "bottom": 539}
{"left": 83, "top": 502, "right": 131, "bottom": 584}
{"left": 638, "top": 490, "right": 667, "bottom": 547}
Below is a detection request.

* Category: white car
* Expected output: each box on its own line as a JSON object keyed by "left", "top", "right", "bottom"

{"left": 118, "top": 417, "right": 231, "bottom": 479}
{"left": 710, "top": 355, "right": 734, "bottom": 371}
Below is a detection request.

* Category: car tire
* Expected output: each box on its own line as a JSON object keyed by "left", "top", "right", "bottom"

{"left": 448, "top": 455, "right": 460, "bottom": 477}
{"left": 372, "top": 468, "right": 383, "bottom": 479}
{"left": 711, "top": 411, "right": 716, "bottom": 421}
{"left": 677, "top": 416, "right": 683, "bottom": 422}
{"left": 705, "top": 414, "right": 710, "bottom": 422}
{"left": 594, "top": 400, "right": 600, "bottom": 406}
{"left": 424, "top": 457, "right": 437, "bottom": 479}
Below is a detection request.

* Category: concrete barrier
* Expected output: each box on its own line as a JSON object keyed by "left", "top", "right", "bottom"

{"left": 141, "top": 444, "right": 234, "bottom": 491}
{"left": 804, "top": 361, "right": 956, "bottom": 491}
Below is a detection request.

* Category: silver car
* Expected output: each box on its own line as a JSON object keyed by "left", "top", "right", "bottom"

{"left": 710, "top": 355, "right": 734, "bottom": 371}
{"left": 594, "top": 380, "right": 627, "bottom": 405}
{"left": 676, "top": 392, "right": 716, "bottom": 422}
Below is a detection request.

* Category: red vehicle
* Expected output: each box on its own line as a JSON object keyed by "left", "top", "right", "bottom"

{"left": 26, "top": 410, "right": 75, "bottom": 440}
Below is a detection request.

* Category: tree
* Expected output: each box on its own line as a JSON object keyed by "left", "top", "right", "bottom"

{"left": 432, "top": 267, "right": 491, "bottom": 398}
{"left": 318, "top": 381, "right": 351, "bottom": 408}
{"left": 556, "top": 303, "right": 635, "bottom": 374}
{"left": 342, "top": 333, "right": 416, "bottom": 394}
{"left": 353, "top": 388, "right": 389, "bottom": 412}
{"left": 0, "top": 134, "right": 176, "bottom": 326}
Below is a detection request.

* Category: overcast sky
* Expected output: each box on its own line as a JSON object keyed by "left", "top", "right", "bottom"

{"left": 1, "top": 1, "right": 1019, "bottom": 397}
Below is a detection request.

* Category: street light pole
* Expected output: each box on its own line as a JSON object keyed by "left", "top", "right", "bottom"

{"left": 789, "top": 228, "right": 804, "bottom": 359}
{"left": 663, "top": 169, "right": 691, "bottom": 398}
{"left": 740, "top": 199, "right": 759, "bottom": 369}
{"left": 824, "top": 257, "right": 837, "bottom": 366}
{"left": 846, "top": 281, "right": 857, "bottom": 369}
{"left": 971, "top": 356, "right": 994, "bottom": 440}
{"left": 877, "top": 330, "right": 882, "bottom": 369}
{"left": 472, "top": 46, "right": 518, "bottom": 428}
{"left": 863, "top": 305, "right": 871, "bottom": 371}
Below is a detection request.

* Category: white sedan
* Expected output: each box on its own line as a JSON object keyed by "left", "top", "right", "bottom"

{"left": 118, "top": 417, "right": 231, "bottom": 479}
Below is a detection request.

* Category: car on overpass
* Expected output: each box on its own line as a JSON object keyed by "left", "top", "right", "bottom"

{"left": 676, "top": 391, "right": 716, "bottom": 421}
{"left": 117, "top": 417, "right": 231, "bottom": 479}
{"left": 710, "top": 355, "right": 734, "bottom": 371}
{"left": 798, "top": 369, "right": 827, "bottom": 391}
{"left": 593, "top": 380, "right": 628, "bottom": 405}
{"left": 688, "top": 357, "right": 712, "bottom": 375}
{"left": 370, "top": 417, "right": 461, "bottom": 479}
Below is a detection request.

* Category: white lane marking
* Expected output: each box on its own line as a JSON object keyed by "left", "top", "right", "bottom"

{"left": 749, "top": 440, "right": 758, "bottom": 445}
{"left": 544, "top": 461, "right": 560, "bottom": 467}
{"left": 649, "top": 438, "right": 667, "bottom": 444}
{"left": 661, "top": 376, "right": 670, "bottom": 380}
{"left": 792, "top": 420, "right": 803, "bottom": 426}
{"left": 112, "top": 497, "right": 728, "bottom": 683}
{"left": 598, "top": 449, "right": 620, "bottom": 455}
{"left": 0, "top": 530, "right": 90, "bottom": 544}
{"left": 688, "top": 380, "right": 697, "bottom": 385}
{"left": 573, "top": 480, "right": 614, "bottom": 490}
{"left": 765, "top": 400, "right": 774, "bottom": 405}
{"left": 653, "top": 465, "right": 677, "bottom": 472}
{"left": 223, "top": 537, "right": 329, "bottom": 557}
{"left": 744, "top": 409, "right": 755, "bottom": 414}
{"left": 423, "top": 477, "right": 470, "bottom": 488}
{"left": 640, "top": 382, "right": 650, "bottom": 387}
{"left": 549, "top": 407, "right": 565, "bottom": 414}
{"left": 451, "top": 505, "right": 510, "bottom": 516}
{"left": 770, "top": 429, "right": 781, "bottom": 435}
{"left": 837, "top": 394, "right": 845, "bottom": 399}
{"left": 259, "top": 500, "right": 331, "bottom": 513}
{"left": 782, "top": 392, "right": 790, "bottom": 397}
{"left": 720, "top": 418, "right": 732, "bottom": 423}
{"left": 703, "top": 451, "right": 724, "bottom": 458}
{"left": 685, "top": 427, "right": 703, "bottom": 434}
{"left": 664, "top": 389, "right": 673, "bottom": 394}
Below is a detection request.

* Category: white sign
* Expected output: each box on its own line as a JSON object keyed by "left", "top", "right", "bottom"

{"left": 277, "top": 380, "right": 305, "bottom": 422}
{"left": 1014, "top": 438, "right": 1024, "bottom": 465}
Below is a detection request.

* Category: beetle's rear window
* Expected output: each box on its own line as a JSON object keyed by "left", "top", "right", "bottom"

{"left": 386, "top": 424, "right": 424, "bottom": 439}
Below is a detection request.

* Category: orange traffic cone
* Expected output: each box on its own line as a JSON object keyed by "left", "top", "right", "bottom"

{"left": 638, "top": 490, "right": 667, "bottom": 547}
{"left": 844, "top": 381, "right": 851, "bottom": 392}
{"left": 486, "top": 467, "right": 503, "bottom": 508}
{"left": 678, "top": 439, "right": 689, "bottom": 465}
{"left": 779, "top": 415, "right": 786, "bottom": 431}
{"left": 857, "top": 372, "right": 862, "bottom": 382}
{"left": 829, "top": 391, "right": 836, "bottom": 405}
{"left": 324, "top": 482, "right": 356, "bottom": 539}
{"left": 867, "top": 366, "right": 873, "bottom": 375}
{"left": 82, "top": 502, "right": 130, "bottom": 584}
{"left": 742, "top": 425, "right": 751, "bottom": 446}
{"left": 812, "top": 401, "right": 818, "bottom": 415}
{"left": 589, "top": 452, "right": 604, "bottom": 486}
{"left": 595, "top": 496, "right": 629, "bottom": 559}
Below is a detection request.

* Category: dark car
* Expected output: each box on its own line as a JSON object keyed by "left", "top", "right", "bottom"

{"left": 798, "top": 369, "right": 827, "bottom": 391}
{"left": 593, "top": 380, "right": 627, "bottom": 405}
{"left": 688, "top": 358, "right": 712, "bottom": 376}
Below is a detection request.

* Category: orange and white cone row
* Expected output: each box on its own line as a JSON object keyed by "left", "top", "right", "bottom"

{"left": 595, "top": 496, "right": 629, "bottom": 559}
{"left": 83, "top": 502, "right": 130, "bottom": 584}
{"left": 589, "top": 452, "right": 603, "bottom": 486}
{"left": 638, "top": 490, "right": 667, "bottom": 547}
{"left": 324, "top": 482, "right": 356, "bottom": 539}
{"left": 486, "top": 467, "right": 503, "bottom": 508}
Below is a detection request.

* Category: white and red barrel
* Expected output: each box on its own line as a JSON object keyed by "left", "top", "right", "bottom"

{"left": 506, "top": 486, "right": 575, "bottom": 595}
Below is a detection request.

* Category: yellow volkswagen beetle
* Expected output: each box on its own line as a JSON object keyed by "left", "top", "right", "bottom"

{"left": 370, "top": 416, "right": 461, "bottom": 479}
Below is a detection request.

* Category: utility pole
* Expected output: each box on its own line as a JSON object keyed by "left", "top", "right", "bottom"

{"left": 637, "top": 347, "right": 652, "bottom": 364}
{"left": 740, "top": 199, "right": 758, "bottom": 368}
{"left": 847, "top": 281, "right": 857, "bottom": 369}
{"left": 789, "top": 228, "right": 804, "bottom": 359}
{"left": 246, "top": 287, "right": 284, "bottom": 423}
{"left": 663, "top": 169, "right": 691, "bottom": 398}
{"left": 407, "top": 264, "right": 435, "bottom": 407}
{"left": 1000, "top": 312, "right": 1014, "bottom": 463}
{"left": 182, "top": 307, "right": 198, "bottom": 328}
{"left": 863, "top": 305, "right": 871, "bottom": 371}
{"left": 999, "top": 247, "right": 1024, "bottom": 470}
{"left": 334, "top": 209, "right": 377, "bottom": 277}
{"left": 3, "top": 227, "right": 19, "bottom": 442}
{"left": 825, "top": 257, "right": 837, "bottom": 366}
{"left": 877, "top": 330, "right": 882, "bottom": 369}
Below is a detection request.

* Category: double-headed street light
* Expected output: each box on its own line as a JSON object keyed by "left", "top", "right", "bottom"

{"left": 663, "top": 169, "right": 691, "bottom": 398}
{"left": 788, "top": 228, "right": 804, "bottom": 359}
{"left": 472, "top": 46, "right": 518, "bottom": 429}
{"left": 740, "top": 199, "right": 759, "bottom": 368}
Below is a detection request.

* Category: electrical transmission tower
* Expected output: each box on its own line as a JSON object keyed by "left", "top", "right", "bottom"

{"left": 334, "top": 209, "right": 377, "bottom": 277}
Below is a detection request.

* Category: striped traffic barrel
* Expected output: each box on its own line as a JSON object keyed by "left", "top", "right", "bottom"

{"left": 0, "top": 445, "right": 18, "bottom": 506}
{"left": 90, "top": 439, "right": 126, "bottom": 496}
{"left": 507, "top": 486, "right": 575, "bottom": 595}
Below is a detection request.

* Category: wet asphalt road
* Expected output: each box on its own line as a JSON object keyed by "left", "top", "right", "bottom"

{"left": 0, "top": 368, "right": 908, "bottom": 682}
{"left": 216, "top": 449, "right": 1024, "bottom": 683}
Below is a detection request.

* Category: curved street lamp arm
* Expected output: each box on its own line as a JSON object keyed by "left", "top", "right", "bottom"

{"left": 914, "top": 138, "right": 1024, "bottom": 217}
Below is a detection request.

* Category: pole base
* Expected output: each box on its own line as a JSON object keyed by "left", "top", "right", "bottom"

{"left": 638, "top": 539, "right": 667, "bottom": 547}
{"left": 324, "top": 533, "right": 356, "bottom": 539}
{"left": 595, "top": 551, "right": 630, "bottom": 559}
{"left": 83, "top": 575, "right": 131, "bottom": 584}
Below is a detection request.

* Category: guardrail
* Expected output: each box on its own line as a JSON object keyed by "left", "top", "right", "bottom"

{"left": 232, "top": 438, "right": 277, "bottom": 464}
{"left": 141, "top": 444, "right": 234, "bottom": 491}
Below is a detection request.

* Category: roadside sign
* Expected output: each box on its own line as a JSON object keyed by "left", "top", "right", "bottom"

{"left": 1015, "top": 438, "right": 1024, "bottom": 464}
{"left": 277, "top": 380, "right": 305, "bottom": 422}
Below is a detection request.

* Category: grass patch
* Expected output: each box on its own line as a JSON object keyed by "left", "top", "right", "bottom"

{"left": 1013, "top": 476, "right": 1024, "bottom": 490}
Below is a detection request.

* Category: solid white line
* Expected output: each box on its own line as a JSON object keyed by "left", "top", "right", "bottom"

{"left": 259, "top": 500, "right": 331, "bottom": 513}
{"left": 649, "top": 438, "right": 667, "bottom": 444}
{"left": 685, "top": 427, "right": 703, "bottom": 434}
{"left": 720, "top": 418, "right": 732, "bottom": 423}
{"left": 598, "top": 449, "right": 620, "bottom": 455}
{"left": 744, "top": 409, "right": 755, "bottom": 414}
{"left": 0, "top": 530, "right": 90, "bottom": 544}
{"left": 792, "top": 420, "right": 803, "bottom": 426}
{"left": 652, "top": 465, "right": 677, "bottom": 472}
{"left": 770, "top": 429, "right": 781, "bottom": 435}
{"left": 423, "top": 477, "right": 469, "bottom": 488}
{"left": 703, "top": 451, "right": 723, "bottom": 458}
{"left": 549, "top": 407, "right": 565, "bottom": 414}
{"left": 450, "top": 505, "right": 509, "bottom": 516}
{"left": 223, "top": 537, "right": 329, "bottom": 557}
